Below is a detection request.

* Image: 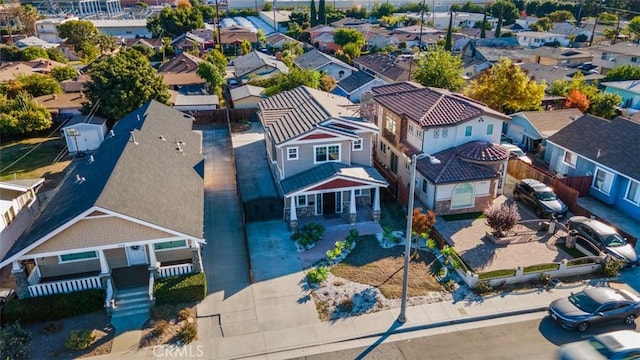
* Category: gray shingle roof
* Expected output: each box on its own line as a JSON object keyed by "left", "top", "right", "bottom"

{"left": 258, "top": 86, "right": 360, "bottom": 144}
{"left": 3, "top": 101, "right": 204, "bottom": 263}
{"left": 354, "top": 54, "right": 413, "bottom": 82}
{"left": 233, "top": 50, "right": 289, "bottom": 77}
{"left": 281, "top": 162, "right": 387, "bottom": 195}
{"left": 373, "top": 82, "right": 510, "bottom": 127}
{"left": 294, "top": 49, "right": 355, "bottom": 72}
{"left": 336, "top": 71, "right": 376, "bottom": 93}
{"left": 417, "top": 141, "right": 503, "bottom": 184}
{"left": 547, "top": 115, "right": 640, "bottom": 181}
{"left": 514, "top": 108, "right": 582, "bottom": 138}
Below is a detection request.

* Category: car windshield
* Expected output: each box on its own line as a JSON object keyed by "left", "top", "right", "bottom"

{"left": 568, "top": 292, "right": 600, "bottom": 313}
{"left": 587, "top": 339, "right": 614, "bottom": 357}
{"left": 536, "top": 191, "right": 557, "bottom": 201}
{"left": 603, "top": 234, "right": 627, "bottom": 247}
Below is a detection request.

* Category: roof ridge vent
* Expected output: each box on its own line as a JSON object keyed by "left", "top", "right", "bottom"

{"left": 89, "top": 155, "right": 95, "bottom": 163}
{"left": 76, "top": 174, "right": 86, "bottom": 183}
{"left": 109, "top": 130, "right": 115, "bottom": 137}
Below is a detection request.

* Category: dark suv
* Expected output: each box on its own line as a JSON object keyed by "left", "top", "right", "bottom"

{"left": 513, "top": 179, "right": 568, "bottom": 219}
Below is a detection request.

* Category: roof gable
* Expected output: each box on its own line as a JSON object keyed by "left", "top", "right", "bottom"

{"left": 158, "top": 52, "right": 204, "bottom": 74}
{"left": 4, "top": 101, "right": 204, "bottom": 263}
{"left": 547, "top": 115, "right": 640, "bottom": 180}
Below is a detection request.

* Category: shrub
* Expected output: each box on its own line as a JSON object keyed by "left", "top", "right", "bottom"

{"left": 603, "top": 258, "right": 625, "bottom": 277}
{"left": 539, "top": 273, "right": 552, "bottom": 286}
{"left": 473, "top": 280, "right": 493, "bottom": 295}
{"left": 426, "top": 238, "right": 437, "bottom": 250}
{"left": 338, "top": 298, "right": 354, "bottom": 313}
{"left": 306, "top": 266, "right": 329, "bottom": 284}
{"left": 154, "top": 273, "right": 206, "bottom": 305}
{"left": 65, "top": 329, "right": 96, "bottom": 350}
{"left": 0, "top": 322, "right": 31, "bottom": 360}
{"left": 2, "top": 289, "right": 104, "bottom": 324}
{"left": 177, "top": 308, "right": 193, "bottom": 321}
{"left": 151, "top": 304, "right": 174, "bottom": 320}
{"left": 292, "top": 222, "right": 325, "bottom": 246}
{"left": 177, "top": 322, "right": 197, "bottom": 344}
{"left": 484, "top": 202, "right": 521, "bottom": 236}
{"left": 151, "top": 320, "right": 169, "bottom": 337}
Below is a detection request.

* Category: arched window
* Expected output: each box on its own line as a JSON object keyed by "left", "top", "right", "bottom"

{"left": 451, "top": 183, "right": 474, "bottom": 209}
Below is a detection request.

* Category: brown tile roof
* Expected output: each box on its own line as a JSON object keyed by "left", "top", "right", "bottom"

{"left": 373, "top": 82, "right": 510, "bottom": 127}
{"left": 456, "top": 141, "right": 509, "bottom": 162}
{"left": 258, "top": 86, "right": 359, "bottom": 144}
{"left": 417, "top": 141, "right": 503, "bottom": 184}
{"left": 354, "top": 54, "right": 413, "bottom": 82}
{"left": 61, "top": 74, "right": 91, "bottom": 93}
{"left": 34, "top": 93, "right": 88, "bottom": 111}
{"left": 218, "top": 30, "right": 257, "bottom": 45}
{"left": 161, "top": 72, "right": 205, "bottom": 86}
{"left": 158, "top": 52, "right": 203, "bottom": 73}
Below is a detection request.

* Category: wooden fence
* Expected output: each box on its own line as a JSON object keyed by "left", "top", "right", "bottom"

{"left": 192, "top": 108, "right": 257, "bottom": 124}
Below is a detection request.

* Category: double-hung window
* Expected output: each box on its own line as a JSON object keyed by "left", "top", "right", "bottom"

{"left": 626, "top": 180, "right": 640, "bottom": 205}
{"left": 593, "top": 168, "right": 614, "bottom": 195}
{"left": 353, "top": 138, "right": 363, "bottom": 151}
{"left": 563, "top": 151, "right": 577, "bottom": 167}
{"left": 315, "top": 144, "right": 340, "bottom": 163}
{"left": 287, "top": 147, "right": 298, "bottom": 160}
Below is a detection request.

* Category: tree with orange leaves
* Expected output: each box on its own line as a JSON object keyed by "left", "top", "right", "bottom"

{"left": 411, "top": 208, "right": 436, "bottom": 257}
{"left": 565, "top": 88, "right": 590, "bottom": 112}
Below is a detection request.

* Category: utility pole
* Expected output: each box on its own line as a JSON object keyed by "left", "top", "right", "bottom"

{"left": 215, "top": 0, "right": 222, "bottom": 50}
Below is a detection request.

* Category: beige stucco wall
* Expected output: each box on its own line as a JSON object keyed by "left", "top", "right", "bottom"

{"left": 26, "top": 216, "right": 176, "bottom": 255}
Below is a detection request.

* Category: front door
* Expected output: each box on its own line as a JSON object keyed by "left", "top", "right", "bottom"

{"left": 125, "top": 245, "right": 148, "bottom": 266}
{"left": 323, "top": 192, "right": 336, "bottom": 214}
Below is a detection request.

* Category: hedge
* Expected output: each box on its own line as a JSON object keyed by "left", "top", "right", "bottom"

{"left": 478, "top": 268, "right": 517, "bottom": 280}
{"left": 154, "top": 273, "right": 206, "bottom": 305}
{"left": 2, "top": 289, "right": 104, "bottom": 324}
{"left": 523, "top": 263, "right": 560, "bottom": 273}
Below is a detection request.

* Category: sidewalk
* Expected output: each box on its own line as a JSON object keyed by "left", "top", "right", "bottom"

{"left": 93, "top": 278, "right": 605, "bottom": 360}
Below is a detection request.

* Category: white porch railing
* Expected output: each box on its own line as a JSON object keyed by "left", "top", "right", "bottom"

{"left": 27, "top": 266, "right": 41, "bottom": 286}
{"left": 28, "top": 275, "right": 101, "bottom": 297}
{"left": 148, "top": 272, "right": 154, "bottom": 301}
{"left": 105, "top": 278, "right": 115, "bottom": 309}
{"left": 158, "top": 263, "right": 194, "bottom": 278}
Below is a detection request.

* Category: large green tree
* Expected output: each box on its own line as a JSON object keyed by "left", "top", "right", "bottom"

{"left": 146, "top": 7, "right": 204, "bottom": 38}
{"left": 310, "top": 0, "right": 317, "bottom": 26}
{"left": 333, "top": 28, "right": 365, "bottom": 47}
{"left": 250, "top": 68, "right": 322, "bottom": 96}
{"left": 19, "top": 47, "right": 48, "bottom": 61}
{"left": 413, "top": 47, "right": 463, "bottom": 91}
{"left": 83, "top": 49, "right": 170, "bottom": 122}
{"left": 0, "top": 92, "right": 53, "bottom": 136}
{"left": 604, "top": 64, "right": 640, "bottom": 81}
{"left": 490, "top": 1, "right": 518, "bottom": 25}
{"left": 444, "top": 13, "right": 453, "bottom": 51}
{"left": 463, "top": 57, "right": 545, "bottom": 114}
{"left": 627, "top": 16, "right": 640, "bottom": 40}
{"left": 16, "top": 74, "right": 62, "bottom": 97}
{"left": 549, "top": 73, "right": 623, "bottom": 119}
{"left": 197, "top": 50, "right": 227, "bottom": 97}
{"left": 51, "top": 66, "right": 79, "bottom": 82}
{"left": 58, "top": 20, "right": 115, "bottom": 62}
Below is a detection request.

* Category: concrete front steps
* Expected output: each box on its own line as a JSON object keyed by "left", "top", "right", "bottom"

{"left": 111, "top": 286, "right": 152, "bottom": 319}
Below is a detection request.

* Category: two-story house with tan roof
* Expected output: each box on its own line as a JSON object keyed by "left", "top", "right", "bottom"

{"left": 258, "top": 86, "right": 388, "bottom": 229}
{"left": 363, "top": 82, "right": 512, "bottom": 215}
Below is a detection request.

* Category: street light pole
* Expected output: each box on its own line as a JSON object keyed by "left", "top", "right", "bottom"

{"left": 398, "top": 152, "right": 440, "bottom": 324}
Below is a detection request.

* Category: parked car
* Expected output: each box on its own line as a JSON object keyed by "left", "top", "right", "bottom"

{"left": 513, "top": 179, "right": 568, "bottom": 219}
{"left": 548, "top": 287, "right": 640, "bottom": 332}
{"left": 502, "top": 144, "right": 532, "bottom": 164}
{"left": 567, "top": 216, "right": 638, "bottom": 265}
{"left": 559, "top": 330, "right": 640, "bottom": 359}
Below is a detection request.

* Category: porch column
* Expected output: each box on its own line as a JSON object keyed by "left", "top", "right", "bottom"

{"left": 97, "top": 249, "right": 110, "bottom": 274}
{"left": 147, "top": 244, "right": 158, "bottom": 268}
{"left": 349, "top": 189, "right": 357, "bottom": 225}
{"left": 12, "top": 261, "right": 29, "bottom": 299}
{"left": 372, "top": 187, "right": 381, "bottom": 222}
{"left": 289, "top": 196, "right": 298, "bottom": 231}
{"left": 190, "top": 240, "right": 203, "bottom": 273}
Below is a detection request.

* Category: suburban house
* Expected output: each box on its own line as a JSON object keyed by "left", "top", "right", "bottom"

{"left": 314, "top": 32, "right": 341, "bottom": 53}
{"left": 233, "top": 50, "right": 288, "bottom": 80}
{"left": 294, "top": 49, "right": 356, "bottom": 81}
{"left": 515, "top": 31, "right": 570, "bottom": 48}
{"left": 171, "top": 32, "right": 206, "bottom": 54}
{"left": 0, "top": 58, "right": 68, "bottom": 82}
{"left": 591, "top": 42, "right": 640, "bottom": 73}
{"left": 366, "top": 30, "right": 397, "bottom": 50}
{"left": 518, "top": 62, "right": 605, "bottom": 89}
{"left": 157, "top": 52, "right": 206, "bottom": 91}
{"left": 259, "top": 10, "right": 291, "bottom": 33}
{"left": 332, "top": 71, "right": 387, "bottom": 103}
{"left": 308, "top": 25, "right": 336, "bottom": 44}
{"left": 168, "top": 90, "right": 219, "bottom": 112}
{"left": 265, "top": 33, "right": 304, "bottom": 51}
{"left": 258, "top": 86, "right": 388, "bottom": 228}
{"left": 330, "top": 17, "right": 370, "bottom": 31}
{"left": 546, "top": 115, "right": 640, "bottom": 220}
{"left": 218, "top": 26, "right": 259, "bottom": 54}
{"left": 354, "top": 54, "right": 414, "bottom": 83}
{"left": 229, "top": 84, "right": 266, "bottom": 109}
{"left": 363, "top": 82, "right": 512, "bottom": 215}
{"left": 550, "top": 22, "right": 592, "bottom": 39}
{"left": 89, "top": 19, "right": 151, "bottom": 39}
{"left": 124, "top": 38, "right": 164, "bottom": 52}
{"left": 0, "top": 179, "right": 44, "bottom": 263}
{"left": 15, "top": 36, "right": 58, "bottom": 49}
{"left": 35, "top": 17, "right": 78, "bottom": 43}
{"left": 505, "top": 108, "right": 582, "bottom": 160}
{"left": 601, "top": 80, "right": 640, "bottom": 117}
{"left": 530, "top": 47, "right": 593, "bottom": 67}
{"left": 61, "top": 114, "right": 109, "bottom": 153}
{"left": 2, "top": 101, "right": 205, "bottom": 303}
{"left": 34, "top": 93, "right": 88, "bottom": 118}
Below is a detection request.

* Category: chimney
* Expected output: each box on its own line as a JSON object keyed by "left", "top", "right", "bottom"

{"left": 275, "top": 52, "right": 282, "bottom": 60}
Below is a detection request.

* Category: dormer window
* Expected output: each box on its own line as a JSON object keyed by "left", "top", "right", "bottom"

{"left": 352, "top": 138, "right": 363, "bottom": 151}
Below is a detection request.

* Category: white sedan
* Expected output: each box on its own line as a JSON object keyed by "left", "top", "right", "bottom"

{"left": 559, "top": 330, "right": 640, "bottom": 359}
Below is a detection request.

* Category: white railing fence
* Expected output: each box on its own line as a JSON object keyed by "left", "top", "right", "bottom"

{"left": 104, "top": 278, "right": 115, "bottom": 309}
{"left": 148, "top": 272, "right": 154, "bottom": 301}
{"left": 28, "top": 275, "right": 101, "bottom": 297}
{"left": 158, "top": 263, "right": 194, "bottom": 278}
{"left": 27, "top": 266, "right": 41, "bottom": 286}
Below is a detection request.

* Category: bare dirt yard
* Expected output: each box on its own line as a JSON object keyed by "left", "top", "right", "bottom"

{"left": 139, "top": 304, "right": 198, "bottom": 348}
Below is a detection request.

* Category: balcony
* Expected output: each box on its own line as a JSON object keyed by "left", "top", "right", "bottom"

{"left": 382, "top": 128, "right": 396, "bottom": 144}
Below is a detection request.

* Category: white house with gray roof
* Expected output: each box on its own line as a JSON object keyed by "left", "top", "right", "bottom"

{"left": 294, "top": 49, "right": 356, "bottom": 81}
{"left": 3, "top": 101, "right": 204, "bottom": 315}
{"left": 258, "top": 86, "right": 388, "bottom": 228}
{"left": 233, "top": 50, "right": 289, "bottom": 80}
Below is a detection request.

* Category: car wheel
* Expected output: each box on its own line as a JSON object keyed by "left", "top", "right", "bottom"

{"left": 577, "top": 322, "right": 590, "bottom": 332}
{"left": 513, "top": 192, "right": 520, "bottom": 201}
{"left": 535, "top": 208, "right": 545, "bottom": 218}
{"left": 624, "top": 314, "right": 636, "bottom": 324}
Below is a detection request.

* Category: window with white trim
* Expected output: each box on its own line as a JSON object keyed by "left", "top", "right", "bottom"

{"left": 380, "top": 141, "right": 387, "bottom": 154}
{"left": 593, "top": 168, "right": 614, "bottom": 194}
{"left": 408, "top": 124, "right": 414, "bottom": 134}
{"left": 416, "top": 129, "right": 422, "bottom": 138}
{"left": 385, "top": 115, "right": 397, "bottom": 133}
{"left": 563, "top": 151, "right": 577, "bottom": 167}
{"left": 486, "top": 124, "right": 494, "bottom": 135}
{"left": 354, "top": 189, "right": 362, "bottom": 196}
{"left": 154, "top": 240, "right": 187, "bottom": 250}
{"left": 315, "top": 144, "right": 340, "bottom": 163}
{"left": 626, "top": 180, "right": 640, "bottom": 205}
{"left": 353, "top": 138, "right": 363, "bottom": 151}
{"left": 297, "top": 195, "right": 307, "bottom": 206}
{"left": 287, "top": 147, "right": 298, "bottom": 160}
{"left": 59, "top": 251, "right": 97, "bottom": 263}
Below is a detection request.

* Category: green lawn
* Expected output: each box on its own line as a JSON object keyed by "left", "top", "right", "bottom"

{"left": 330, "top": 235, "right": 444, "bottom": 299}
{"left": 0, "top": 137, "right": 71, "bottom": 181}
